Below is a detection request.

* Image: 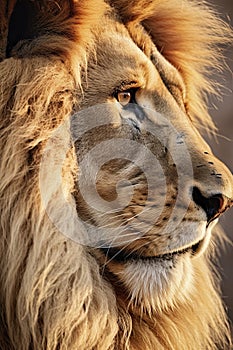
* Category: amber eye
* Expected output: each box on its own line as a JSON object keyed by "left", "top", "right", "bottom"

{"left": 116, "top": 91, "right": 132, "bottom": 106}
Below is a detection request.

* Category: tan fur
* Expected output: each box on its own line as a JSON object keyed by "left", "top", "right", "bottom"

{"left": 0, "top": 1, "right": 232, "bottom": 349}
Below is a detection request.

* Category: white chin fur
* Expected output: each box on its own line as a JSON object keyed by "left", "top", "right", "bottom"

{"left": 119, "top": 254, "right": 194, "bottom": 313}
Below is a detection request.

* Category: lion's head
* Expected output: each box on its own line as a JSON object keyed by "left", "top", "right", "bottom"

{"left": 0, "top": 0, "right": 233, "bottom": 349}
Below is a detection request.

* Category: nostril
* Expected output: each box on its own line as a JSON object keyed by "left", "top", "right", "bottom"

{"left": 192, "top": 187, "right": 225, "bottom": 223}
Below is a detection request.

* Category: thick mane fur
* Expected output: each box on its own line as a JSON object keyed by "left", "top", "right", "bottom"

{"left": 0, "top": 0, "right": 232, "bottom": 349}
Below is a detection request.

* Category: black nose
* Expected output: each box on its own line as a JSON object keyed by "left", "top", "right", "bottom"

{"left": 192, "top": 187, "right": 230, "bottom": 224}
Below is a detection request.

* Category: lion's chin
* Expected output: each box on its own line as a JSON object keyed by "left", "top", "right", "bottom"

{"left": 99, "top": 225, "right": 214, "bottom": 312}
{"left": 119, "top": 252, "right": 194, "bottom": 313}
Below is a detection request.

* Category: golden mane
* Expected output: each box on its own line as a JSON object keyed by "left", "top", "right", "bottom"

{"left": 0, "top": 0, "right": 232, "bottom": 349}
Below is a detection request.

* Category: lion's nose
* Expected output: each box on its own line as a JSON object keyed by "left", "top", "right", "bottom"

{"left": 192, "top": 186, "right": 233, "bottom": 224}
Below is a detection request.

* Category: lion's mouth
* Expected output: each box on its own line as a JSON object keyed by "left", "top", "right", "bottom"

{"left": 101, "top": 240, "right": 203, "bottom": 263}
{"left": 152, "top": 241, "right": 202, "bottom": 260}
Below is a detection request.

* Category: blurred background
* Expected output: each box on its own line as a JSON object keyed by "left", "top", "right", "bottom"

{"left": 208, "top": 0, "right": 233, "bottom": 334}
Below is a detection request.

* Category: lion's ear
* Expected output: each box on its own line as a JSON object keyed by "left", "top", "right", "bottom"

{"left": 109, "top": 0, "right": 156, "bottom": 23}
{"left": 0, "top": 0, "right": 106, "bottom": 60}
{"left": 0, "top": 0, "right": 15, "bottom": 60}
{"left": 1, "top": 0, "right": 68, "bottom": 59}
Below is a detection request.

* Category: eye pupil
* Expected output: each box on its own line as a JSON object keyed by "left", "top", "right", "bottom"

{"left": 117, "top": 91, "right": 131, "bottom": 106}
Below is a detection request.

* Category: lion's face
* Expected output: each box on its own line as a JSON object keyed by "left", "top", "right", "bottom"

{"left": 71, "top": 17, "right": 233, "bottom": 310}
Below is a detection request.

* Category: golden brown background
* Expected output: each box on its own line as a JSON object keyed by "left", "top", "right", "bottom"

{"left": 208, "top": 0, "right": 233, "bottom": 332}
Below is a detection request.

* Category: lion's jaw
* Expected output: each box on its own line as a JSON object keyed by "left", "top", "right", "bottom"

{"left": 115, "top": 220, "right": 217, "bottom": 311}
{"left": 121, "top": 253, "right": 194, "bottom": 312}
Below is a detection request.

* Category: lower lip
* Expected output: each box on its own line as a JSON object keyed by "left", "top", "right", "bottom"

{"left": 101, "top": 240, "right": 203, "bottom": 262}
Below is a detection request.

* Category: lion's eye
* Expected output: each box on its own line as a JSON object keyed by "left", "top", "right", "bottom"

{"left": 117, "top": 91, "right": 132, "bottom": 106}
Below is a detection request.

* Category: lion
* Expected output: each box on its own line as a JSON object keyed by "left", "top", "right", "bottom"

{"left": 0, "top": 0, "right": 233, "bottom": 349}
